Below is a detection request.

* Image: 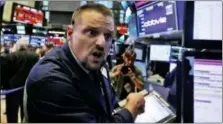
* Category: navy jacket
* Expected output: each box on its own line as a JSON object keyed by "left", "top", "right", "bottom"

{"left": 24, "top": 43, "right": 134, "bottom": 123}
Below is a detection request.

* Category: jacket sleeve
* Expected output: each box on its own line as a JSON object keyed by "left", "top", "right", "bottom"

{"left": 26, "top": 72, "right": 134, "bottom": 123}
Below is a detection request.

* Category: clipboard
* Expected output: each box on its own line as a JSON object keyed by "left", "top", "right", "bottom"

{"left": 114, "top": 90, "right": 176, "bottom": 123}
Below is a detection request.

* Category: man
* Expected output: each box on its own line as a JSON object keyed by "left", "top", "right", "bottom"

{"left": 23, "top": 4, "right": 145, "bottom": 123}
{"left": 43, "top": 42, "right": 55, "bottom": 53}
{"left": 1, "top": 39, "right": 39, "bottom": 123}
{"left": 110, "top": 49, "right": 144, "bottom": 100}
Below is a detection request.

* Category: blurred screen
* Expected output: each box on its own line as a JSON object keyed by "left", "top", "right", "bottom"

{"left": 30, "top": 35, "right": 47, "bottom": 47}
{"left": 16, "top": 26, "right": 25, "bottom": 34}
{"left": 193, "top": 59, "right": 222, "bottom": 122}
{"left": 193, "top": 1, "right": 222, "bottom": 40}
{"left": 13, "top": 5, "right": 44, "bottom": 27}
{"left": 137, "top": 1, "right": 177, "bottom": 37}
{"left": 134, "top": 48, "right": 143, "bottom": 61}
{"left": 14, "top": 34, "right": 30, "bottom": 44}
{"left": 3, "top": 34, "right": 15, "bottom": 43}
{"left": 150, "top": 45, "right": 171, "bottom": 62}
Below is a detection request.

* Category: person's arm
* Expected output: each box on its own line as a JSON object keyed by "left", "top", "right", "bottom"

{"left": 128, "top": 68, "right": 144, "bottom": 90}
{"left": 27, "top": 73, "right": 134, "bottom": 123}
{"left": 109, "top": 64, "right": 122, "bottom": 79}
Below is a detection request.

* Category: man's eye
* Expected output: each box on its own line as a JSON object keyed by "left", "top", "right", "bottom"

{"left": 86, "top": 29, "right": 98, "bottom": 37}
{"left": 104, "top": 33, "right": 113, "bottom": 41}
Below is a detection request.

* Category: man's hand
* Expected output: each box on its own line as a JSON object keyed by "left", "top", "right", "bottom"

{"left": 110, "top": 65, "right": 123, "bottom": 78}
{"left": 124, "top": 93, "right": 145, "bottom": 119}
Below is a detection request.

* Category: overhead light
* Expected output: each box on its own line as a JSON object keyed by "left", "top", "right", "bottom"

{"left": 49, "top": 31, "right": 65, "bottom": 34}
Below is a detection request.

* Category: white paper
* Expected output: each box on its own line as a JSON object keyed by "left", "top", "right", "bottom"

{"left": 135, "top": 95, "right": 172, "bottom": 122}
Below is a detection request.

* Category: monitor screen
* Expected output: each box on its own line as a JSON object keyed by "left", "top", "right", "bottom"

{"left": 16, "top": 26, "right": 26, "bottom": 34}
{"left": 14, "top": 34, "right": 30, "bottom": 44}
{"left": 13, "top": 5, "right": 44, "bottom": 27}
{"left": 128, "top": 14, "right": 138, "bottom": 37}
{"left": 134, "top": 48, "right": 143, "bottom": 61}
{"left": 137, "top": 1, "right": 178, "bottom": 37}
{"left": 150, "top": 45, "right": 171, "bottom": 62}
{"left": 193, "top": 1, "right": 222, "bottom": 41}
{"left": 193, "top": 59, "right": 222, "bottom": 123}
{"left": 3, "top": 34, "right": 15, "bottom": 43}
{"left": 30, "top": 35, "right": 47, "bottom": 47}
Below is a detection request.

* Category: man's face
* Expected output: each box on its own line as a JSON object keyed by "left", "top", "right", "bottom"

{"left": 67, "top": 10, "right": 114, "bottom": 71}
{"left": 124, "top": 57, "right": 134, "bottom": 66}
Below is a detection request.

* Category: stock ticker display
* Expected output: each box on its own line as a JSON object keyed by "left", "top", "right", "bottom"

{"left": 193, "top": 59, "right": 222, "bottom": 122}
{"left": 137, "top": 1, "right": 178, "bottom": 37}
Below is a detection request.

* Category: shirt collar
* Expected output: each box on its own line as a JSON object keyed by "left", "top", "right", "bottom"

{"left": 68, "top": 43, "right": 90, "bottom": 74}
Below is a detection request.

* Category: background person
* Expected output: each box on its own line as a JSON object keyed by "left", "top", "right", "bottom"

{"left": 1, "top": 39, "right": 39, "bottom": 123}
{"left": 110, "top": 49, "right": 144, "bottom": 100}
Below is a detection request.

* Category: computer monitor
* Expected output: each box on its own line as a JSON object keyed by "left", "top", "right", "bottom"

{"left": 16, "top": 26, "right": 26, "bottom": 34}
{"left": 14, "top": 34, "right": 30, "bottom": 44}
{"left": 184, "top": 1, "right": 222, "bottom": 50}
{"left": 3, "top": 34, "right": 15, "bottom": 43}
{"left": 193, "top": 59, "right": 222, "bottom": 123}
{"left": 183, "top": 51, "right": 222, "bottom": 123}
{"left": 30, "top": 35, "right": 47, "bottom": 47}
{"left": 137, "top": 1, "right": 178, "bottom": 37}
{"left": 134, "top": 42, "right": 147, "bottom": 62}
{"left": 12, "top": 4, "right": 44, "bottom": 27}
{"left": 150, "top": 45, "right": 171, "bottom": 62}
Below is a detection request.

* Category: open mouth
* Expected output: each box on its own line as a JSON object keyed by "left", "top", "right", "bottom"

{"left": 92, "top": 51, "right": 103, "bottom": 58}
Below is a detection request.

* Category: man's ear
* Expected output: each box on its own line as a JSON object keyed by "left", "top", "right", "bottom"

{"left": 67, "top": 25, "right": 73, "bottom": 41}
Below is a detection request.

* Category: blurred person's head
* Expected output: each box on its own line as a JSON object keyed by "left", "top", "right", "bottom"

{"left": 43, "top": 42, "right": 55, "bottom": 53}
{"left": 122, "top": 49, "right": 136, "bottom": 67}
{"left": 8, "top": 42, "right": 14, "bottom": 48}
{"left": 12, "top": 38, "right": 28, "bottom": 52}
{"left": 66, "top": 3, "right": 114, "bottom": 71}
{"left": 36, "top": 48, "right": 45, "bottom": 58}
